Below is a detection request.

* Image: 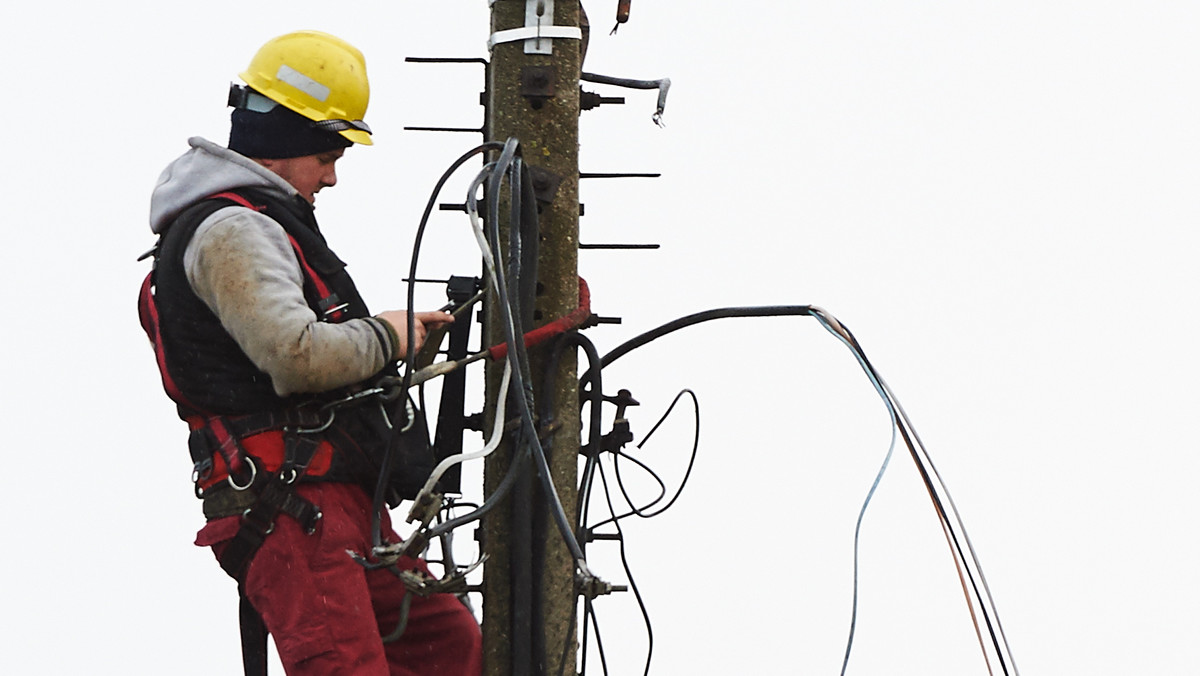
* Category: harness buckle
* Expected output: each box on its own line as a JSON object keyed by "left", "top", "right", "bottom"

{"left": 318, "top": 294, "right": 349, "bottom": 321}
{"left": 242, "top": 507, "right": 274, "bottom": 535}
{"left": 191, "top": 456, "right": 214, "bottom": 484}
{"left": 305, "top": 509, "right": 323, "bottom": 535}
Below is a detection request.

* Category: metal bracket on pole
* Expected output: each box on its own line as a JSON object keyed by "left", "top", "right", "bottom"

{"left": 487, "top": 0, "right": 582, "bottom": 54}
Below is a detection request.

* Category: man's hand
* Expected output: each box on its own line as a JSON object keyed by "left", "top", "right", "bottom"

{"left": 377, "top": 310, "right": 455, "bottom": 356}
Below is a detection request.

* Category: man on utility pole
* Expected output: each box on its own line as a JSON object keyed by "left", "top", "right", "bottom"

{"left": 141, "top": 30, "right": 482, "bottom": 676}
{"left": 483, "top": 2, "right": 584, "bottom": 675}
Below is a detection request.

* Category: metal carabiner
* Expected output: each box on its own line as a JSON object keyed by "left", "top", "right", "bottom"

{"left": 292, "top": 410, "right": 337, "bottom": 435}
{"left": 228, "top": 456, "right": 258, "bottom": 491}
{"left": 380, "top": 397, "right": 418, "bottom": 433}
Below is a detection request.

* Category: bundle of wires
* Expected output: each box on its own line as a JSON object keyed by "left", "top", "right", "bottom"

{"left": 361, "top": 140, "right": 604, "bottom": 676}
{"left": 576, "top": 304, "right": 1020, "bottom": 675}
{"left": 369, "top": 137, "right": 1019, "bottom": 675}
{"left": 807, "top": 307, "right": 1022, "bottom": 676}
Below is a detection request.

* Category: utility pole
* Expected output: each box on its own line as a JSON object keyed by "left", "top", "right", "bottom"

{"left": 482, "top": 2, "right": 584, "bottom": 675}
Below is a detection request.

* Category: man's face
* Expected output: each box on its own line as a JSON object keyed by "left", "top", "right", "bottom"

{"left": 259, "top": 149, "right": 345, "bottom": 204}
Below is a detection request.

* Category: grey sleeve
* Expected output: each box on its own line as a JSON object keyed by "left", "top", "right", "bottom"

{"left": 183, "top": 206, "right": 396, "bottom": 396}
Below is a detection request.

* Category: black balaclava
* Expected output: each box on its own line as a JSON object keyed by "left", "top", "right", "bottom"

{"left": 228, "top": 101, "right": 351, "bottom": 159}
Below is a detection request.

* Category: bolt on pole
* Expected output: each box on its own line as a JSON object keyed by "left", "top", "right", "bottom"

{"left": 482, "top": 2, "right": 584, "bottom": 675}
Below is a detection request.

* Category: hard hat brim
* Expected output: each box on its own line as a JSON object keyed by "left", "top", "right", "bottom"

{"left": 341, "top": 129, "right": 373, "bottom": 146}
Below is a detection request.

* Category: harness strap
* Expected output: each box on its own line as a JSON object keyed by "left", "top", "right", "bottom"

{"left": 189, "top": 408, "right": 330, "bottom": 488}
{"left": 140, "top": 189, "right": 361, "bottom": 676}
{"left": 284, "top": 232, "right": 347, "bottom": 321}
{"left": 209, "top": 190, "right": 345, "bottom": 321}
{"left": 217, "top": 474, "right": 323, "bottom": 579}
{"left": 138, "top": 272, "right": 200, "bottom": 411}
{"left": 239, "top": 595, "right": 269, "bottom": 676}
{"left": 216, "top": 442, "right": 322, "bottom": 676}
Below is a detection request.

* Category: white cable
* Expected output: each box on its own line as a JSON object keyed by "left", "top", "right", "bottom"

{"left": 406, "top": 163, "right": 519, "bottom": 505}
{"left": 414, "top": 360, "right": 513, "bottom": 500}
{"left": 467, "top": 165, "right": 500, "bottom": 289}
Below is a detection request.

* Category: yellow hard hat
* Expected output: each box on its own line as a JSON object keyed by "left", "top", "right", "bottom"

{"left": 239, "top": 30, "right": 373, "bottom": 145}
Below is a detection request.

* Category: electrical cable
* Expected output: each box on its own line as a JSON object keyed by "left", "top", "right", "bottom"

{"left": 388, "top": 152, "right": 526, "bottom": 540}
{"left": 396, "top": 141, "right": 591, "bottom": 568}
{"left": 391, "top": 152, "right": 521, "bottom": 544}
{"left": 412, "top": 362, "right": 512, "bottom": 503}
{"left": 544, "top": 331, "right": 605, "bottom": 676}
{"left": 572, "top": 391, "right": 701, "bottom": 676}
{"left": 392, "top": 140, "right": 600, "bottom": 673}
{"left": 585, "top": 394, "right": 693, "bottom": 532}
{"left": 593, "top": 460, "right": 655, "bottom": 676}
{"left": 584, "top": 304, "right": 1019, "bottom": 676}
{"left": 580, "top": 71, "right": 671, "bottom": 126}
{"left": 368, "top": 141, "right": 503, "bottom": 553}
{"left": 504, "top": 152, "right": 536, "bottom": 676}
{"left": 839, "top": 437, "right": 896, "bottom": 674}
{"left": 617, "top": 389, "right": 699, "bottom": 519}
{"left": 568, "top": 383, "right": 701, "bottom": 676}
{"left": 807, "top": 306, "right": 1019, "bottom": 676}
{"left": 481, "top": 139, "right": 594, "bottom": 576}
{"left": 589, "top": 305, "right": 814, "bottom": 376}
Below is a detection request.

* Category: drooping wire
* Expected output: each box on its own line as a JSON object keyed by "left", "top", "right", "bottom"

{"left": 616, "top": 389, "right": 700, "bottom": 519}
{"left": 591, "top": 458, "right": 656, "bottom": 676}
{"left": 574, "top": 390, "right": 700, "bottom": 676}
{"left": 585, "top": 304, "right": 1019, "bottom": 675}
{"left": 808, "top": 306, "right": 1019, "bottom": 676}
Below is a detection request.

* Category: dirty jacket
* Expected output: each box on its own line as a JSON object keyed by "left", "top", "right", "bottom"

{"left": 149, "top": 137, "right": 397, "bottom": 399}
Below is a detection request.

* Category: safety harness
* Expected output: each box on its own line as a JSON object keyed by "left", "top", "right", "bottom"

{"left": 138, "top": 188, "right": 422, "bottom": 676}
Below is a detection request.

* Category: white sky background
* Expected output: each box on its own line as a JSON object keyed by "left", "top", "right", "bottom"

{"left": 2, "top": 1, "right": 1196, "bottom": 674}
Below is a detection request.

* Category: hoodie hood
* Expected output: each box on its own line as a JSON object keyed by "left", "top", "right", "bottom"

{"left": 149, "top": 137, "right": 297, "bottom": 234}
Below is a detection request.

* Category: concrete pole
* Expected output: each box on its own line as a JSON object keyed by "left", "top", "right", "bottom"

{"left": 482, "top": 2, "right": 583, "bottom": 675}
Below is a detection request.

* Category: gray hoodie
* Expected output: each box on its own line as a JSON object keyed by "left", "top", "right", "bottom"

{"left": 148, "top": 137, "right": 395, "bottom": 397}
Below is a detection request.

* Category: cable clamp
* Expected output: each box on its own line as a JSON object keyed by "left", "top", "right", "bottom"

{"left": 487, "top": 0, "right": 582, "bottom": 54}
{"left": 487, "top": 26, "right": 582, "bottom": 51}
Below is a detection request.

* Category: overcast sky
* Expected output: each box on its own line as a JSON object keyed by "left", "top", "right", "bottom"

{"left": 2, "top": 2, "right": 1197, "bottom": 674}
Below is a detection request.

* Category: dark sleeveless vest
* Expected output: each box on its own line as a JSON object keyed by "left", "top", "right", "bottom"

{"left": 142, "top": 187, "right": 432, "bottom": 502}
{"left": 154, "top": 186, "right": 377, "bottom": 414}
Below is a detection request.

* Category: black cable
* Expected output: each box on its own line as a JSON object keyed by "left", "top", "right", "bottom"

{"left": 542, "top": 332, "right": 605, "bottom": 676}
{"left": 589, "top": 306, "right": 813, "bottom": 377}
{"left": 538, "top": 331, "right": 605, "bottom": 675}
{"left": 894, "top": 390, "right": 1019, "bottom": 674}
{"left": 478, "top": 140, "right": 596, "bottom": 674}
{"left": 586, "top": 597, "right": 610, "bottom": 676}
{"left": 616, "top": 389, "right": 700, "bottom": 519}
{"left": 593, "top": 461, "right": 654, "bottom": 676}
{"left": 588, "top": 449, "right": 665, "bottom": 529}
{"left": 510, "top": 431, "right": 535, "bottom": 675}
{"left": 575, "top": 393, "right": 700, "bottom": 676}
{"left": 563, "top": 334, "right": 605, "bottom": 544}
{"left": 425, "top": 445, "right": 527, "bottom": 539}
{"left": 503, "top": 154, "right": 536, "bottom": 676}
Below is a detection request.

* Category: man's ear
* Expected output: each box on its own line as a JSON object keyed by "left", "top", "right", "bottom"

{"left": 255, "top": 157, "right": 277, "bottom": 169}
